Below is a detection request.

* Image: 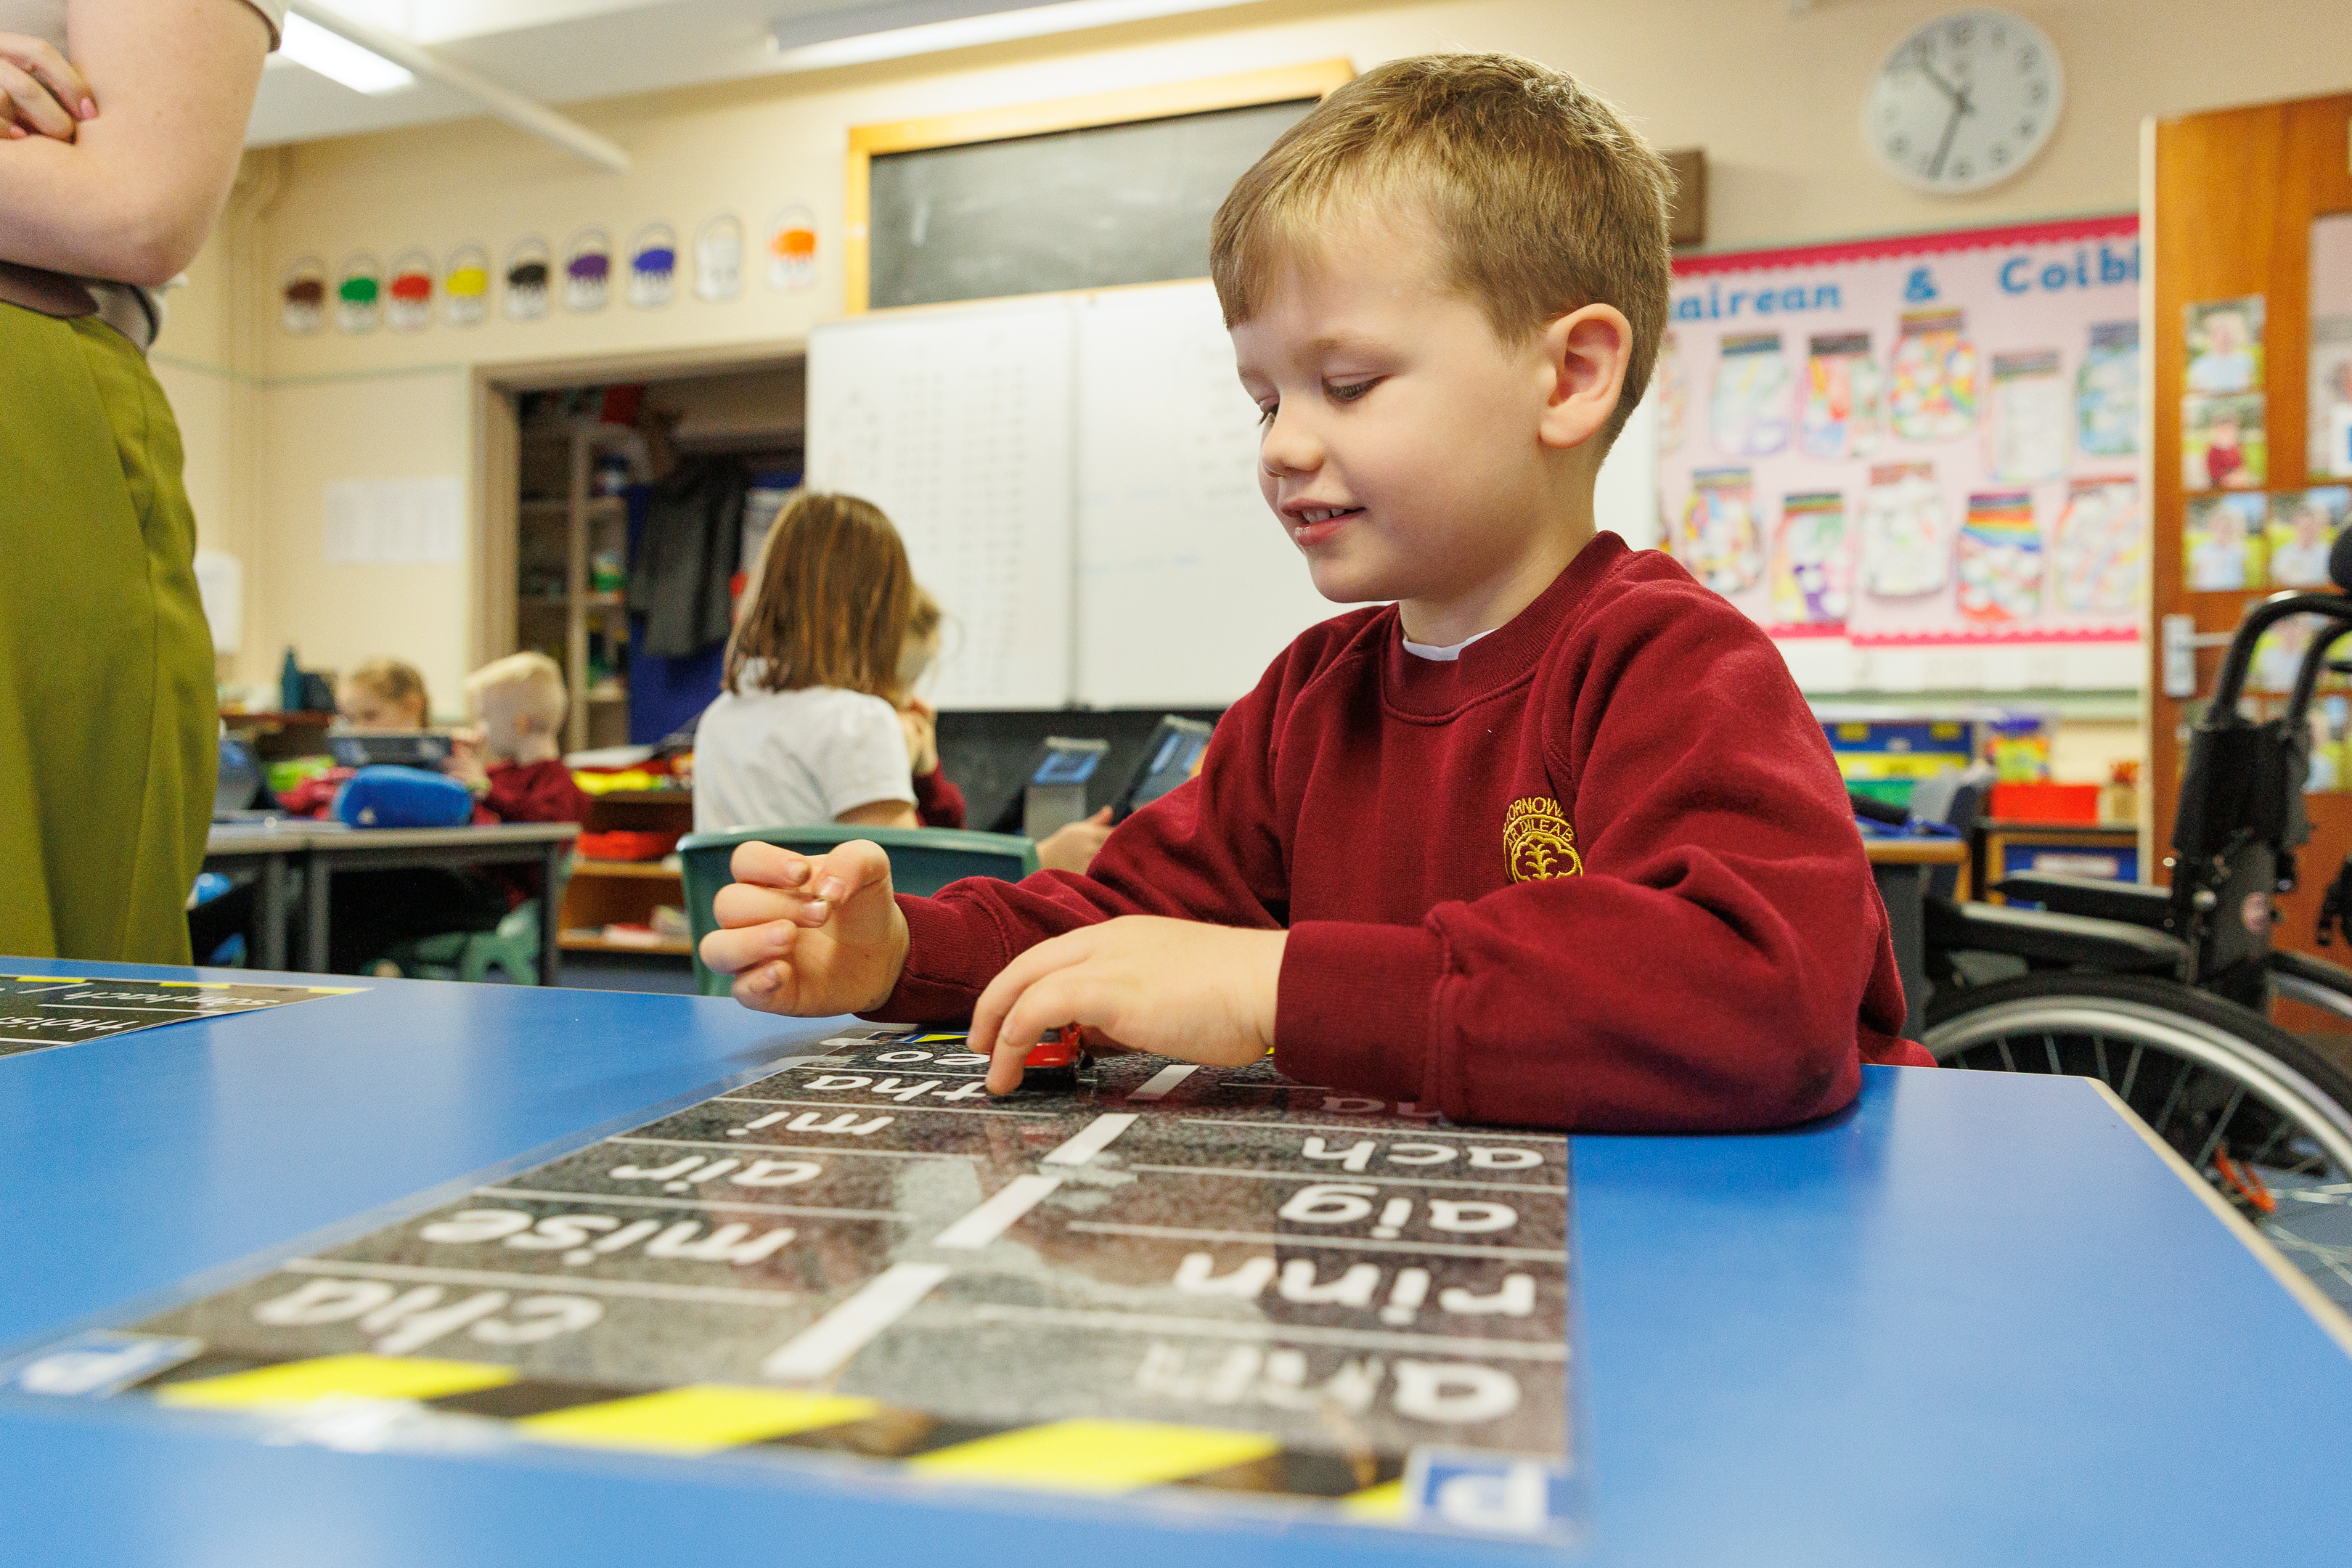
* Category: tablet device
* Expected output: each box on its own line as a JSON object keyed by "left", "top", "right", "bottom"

{"left": 1021, "top": 736, "right": 1111, "bottom": 839}
{"left": 1114, "top": 716, "right": 1214, "bottom": 822}
{"left": 325, "top": 730, "right": 454, "bottom": 770}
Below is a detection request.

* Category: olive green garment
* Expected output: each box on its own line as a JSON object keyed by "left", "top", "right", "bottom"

{"left": 0, "top": 303, "right": 214, "bottom": 963}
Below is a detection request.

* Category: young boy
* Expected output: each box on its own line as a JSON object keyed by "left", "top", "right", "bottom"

{"left": 701, "top": 54, "right": 1919, "bottom": 1131}
{"left": 446, "top": 651, "right": 591, "bottom": 830}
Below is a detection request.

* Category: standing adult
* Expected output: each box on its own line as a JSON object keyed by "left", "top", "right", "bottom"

{"left": 0, "top": 1, "right": 279, "bottom": 961}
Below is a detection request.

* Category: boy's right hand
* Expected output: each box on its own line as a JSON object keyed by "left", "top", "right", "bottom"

{"left": 699, "top": 840, "right": 909, "bottom": 1016}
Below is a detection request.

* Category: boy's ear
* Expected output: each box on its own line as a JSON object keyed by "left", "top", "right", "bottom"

{"left": 1536, "top": 303, "right": 1633, "bottom": 455}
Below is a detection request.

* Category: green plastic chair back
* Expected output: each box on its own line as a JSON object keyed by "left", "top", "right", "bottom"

{"left": 385, "top": 854, "right": 572, "bottom": 987}
{"left": 679, "top": 825, "right": 1039, "bottom": 997}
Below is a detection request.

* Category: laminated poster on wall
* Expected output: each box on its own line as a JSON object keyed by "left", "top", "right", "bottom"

{"left": 385, "top": 249, "right": 433, "bottom": 333}
{"left": 2183, "top": 493, "right": 2266, "bottom": 592}
{"left": 505, "top": 237, "right": 551, "bottom": 322}
{"left": 564, "top": 229, "right": 612, "bottom": 313}
{"left": 333, "top": 253, "right": 381, "bottom": 335}
{"left": 695, "top": 213, "right": 744, "bottom": 302}
{"left": 2183, "top": 391, "right": 2266, "bottom": 492}
{"left": 442, "top": 245, "right": 489, "bottom": 328}
{"left": 279, "top": 256, "right": 325, "bottom": 335}
{"left": 1656, "top": 216, "right": 2145, "bottom": 677}
{"left": 767, "top": 205, "right": 817, "bottom": 292}
{"left": 2311, "top": 216, "right": 2352, "bottom": 478}
{"left": 1769, "top": 491, "right": 1853, "bottom": 631}
{"left": 2266, "top": 488, "right": 2352, "bottom": 589}
{"left": 2184, "top": 296, "right": 2263, "bottom": 395}
{"left": 1654, "top": 332, "right": 1686, "bottom": 454}
{"left": 629, "top": 223, "right": 677, "bottom": 309}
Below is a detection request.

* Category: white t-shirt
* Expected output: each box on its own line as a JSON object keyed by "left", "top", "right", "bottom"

{"left": 693, "top": 677, "right": 915, "bottom": 832}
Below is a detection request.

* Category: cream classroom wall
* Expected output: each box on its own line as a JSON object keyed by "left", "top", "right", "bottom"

{"left": 176, "top": 0, "right": 2352, "bottom": 704}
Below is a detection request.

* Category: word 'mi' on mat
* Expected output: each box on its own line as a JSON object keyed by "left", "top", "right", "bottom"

{"left": 12, "top": 1029, "right": 1577, "bottom": 1542}
{"left": 0, "top": 975, "right": 356, "bottom": 1059}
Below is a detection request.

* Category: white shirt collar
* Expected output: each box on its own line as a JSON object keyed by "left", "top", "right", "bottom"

{"left": 1399, "top": 628, "right": 1494, "bottom": 662}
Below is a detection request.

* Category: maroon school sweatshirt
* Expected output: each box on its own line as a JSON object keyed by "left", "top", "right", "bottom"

{"left": 871, "top": 534, "right": 1916, "bottom": 1132}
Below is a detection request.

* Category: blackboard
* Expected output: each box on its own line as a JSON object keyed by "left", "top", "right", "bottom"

{"left": 867, "top": 98, "right": 1318, "bottom": 311}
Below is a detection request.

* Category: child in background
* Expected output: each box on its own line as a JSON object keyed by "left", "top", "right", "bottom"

{"left": 702, "top": 54, "right": 1919, "bottom": 1132}
{"left": 446, "top": 652, "right": 591, "bottom": 828}
{"left": 898, "top": 588, "right": 965, "bottom": 831}
{"left": 335, "top": 657, "right": 429, "bottom": 730}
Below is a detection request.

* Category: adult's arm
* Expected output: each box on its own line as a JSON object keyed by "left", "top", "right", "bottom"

{"left": 0, "top": 0, "right": 269, "bottom": 287}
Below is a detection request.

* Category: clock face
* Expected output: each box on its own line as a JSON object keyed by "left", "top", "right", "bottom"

{"left": 1865, "top": 8, "right": 2065, "bottom": 194}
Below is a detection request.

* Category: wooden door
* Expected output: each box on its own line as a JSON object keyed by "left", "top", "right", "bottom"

{"left": 2151, "top": 93, "right": 2352, "bottom": 1032}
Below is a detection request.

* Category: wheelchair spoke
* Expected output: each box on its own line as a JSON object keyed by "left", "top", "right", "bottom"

{"left": 2192, "top": 1085, "right": 2247, "bottom": 1170}
{"left": 2119, "top": 1042, "right": 2144, "bottom": 1103}
{"left": 2043, "top": 1033, "right": 2061, "bottom": 1074}
{"left": 2149, "top": 1058, "right": 2194, "bottom": 1139}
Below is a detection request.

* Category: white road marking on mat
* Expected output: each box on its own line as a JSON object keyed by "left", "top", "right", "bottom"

{"left": 1124, "top": 1064, "right": 1198, "bottom": 1101}
{"left": 931, "top": 1174, "right": 1065, "bottom": 1249}
{"left": 1042, "top": 1113, "right": 1139, "bottom": 1166}
{"left": 761, "top": 1262, "right": 951, "bottom": 1381}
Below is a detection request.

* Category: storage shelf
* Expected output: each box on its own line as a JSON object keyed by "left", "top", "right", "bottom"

{"left": 572, "top": 859, "right": 682, "bottom": 881}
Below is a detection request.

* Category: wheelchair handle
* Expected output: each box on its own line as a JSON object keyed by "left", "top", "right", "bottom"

{"left": 2208, "top": 592, "right": 2352, "bottom": 719}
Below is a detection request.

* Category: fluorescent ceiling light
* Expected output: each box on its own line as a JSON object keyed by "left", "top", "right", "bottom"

{"left": 769, "top": 0, "right": 1233, "bottom": 73}
{"left": 282, "top": 13, "right": 417, "bottom": 94}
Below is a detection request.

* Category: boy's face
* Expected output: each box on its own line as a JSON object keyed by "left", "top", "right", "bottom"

{"left": 1229, "top": 208, "right": 1618, "bottom": 637}
{"left": 338, "top": 683, "right": 422, "bottom": 731}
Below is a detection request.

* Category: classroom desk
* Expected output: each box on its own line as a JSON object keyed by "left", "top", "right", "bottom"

{"left": 297, "top": 821, "right": 578, "bottom": 981}
{"left": 2, "top": 960, "right": 2348, "bottom": 1567}
{"left": 1863, "top": 836, "right": 1967, "bottom": 1039}
{"left": 200, "top": 820, "right": 309, "bottom": 972}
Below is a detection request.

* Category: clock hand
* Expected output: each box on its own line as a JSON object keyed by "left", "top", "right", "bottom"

{"left": 1927, "top": 91, "right": 1974, "bottom": 179}
{"left": 1911, "top": 54, "right": 1965, "bottom": 105}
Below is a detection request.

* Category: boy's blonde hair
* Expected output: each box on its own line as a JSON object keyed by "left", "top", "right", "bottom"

{"left": 342, "top": 657, "right": 429, "bottom": 718}
{"left": 465, "top": 651, "right": 567, "bottom": 733}
{"left": 1210, "top": 52, "right": 1673, "bottom": 445}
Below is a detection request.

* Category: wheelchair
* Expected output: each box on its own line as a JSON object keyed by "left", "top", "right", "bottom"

{"left": 1915, "top": 538, "right": 2352, "bottom": 1310}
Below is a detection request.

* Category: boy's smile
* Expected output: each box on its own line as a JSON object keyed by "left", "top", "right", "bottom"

{"left": 1230, "top": 209, "right": 1631, "bottom": 647}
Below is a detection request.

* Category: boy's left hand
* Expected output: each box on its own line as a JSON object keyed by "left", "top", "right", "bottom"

{"left": 967, "top": 916, "right": 1286, "bottom": 1094}
{"left": 444, "top": 731, "right": 489, "bottom": 793}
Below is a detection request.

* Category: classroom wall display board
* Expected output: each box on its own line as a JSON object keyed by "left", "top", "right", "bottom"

{"left": 1657, "top": 215, "right": 2144, "bottom": 694}
{"left": 807, "top": 282, "right": 1338, "bottom": 711}
{"left": 0, "top": 975, "right": 356, "bottom": 1059}
{"left": 844, "top": 61, "right": 1353, "bottom": 315}
{"left": 5, "top": 1027, "right": 1580, "bottom": 1545}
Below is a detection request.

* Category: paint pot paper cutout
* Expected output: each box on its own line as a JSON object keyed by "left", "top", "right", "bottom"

{"left": 334, "top": 253, "right": 381, "bottom": 335}
{"left": 1800, "top": 332, "right": 1879, "bottom": 461}
{"left": 563, "top": 229, "right": 612, "bottom": 313}
{"left": 2076, "top": 320, "right": 2138, "bottom": 458}
{"left": 1888, "top": 309, "right": 1976, "bottom": 442}
{"left": 505, "top": 237, "right": 551, "bottom": 322}
{"left": 1771, "top": 492, "right": 1853, "bottom": 628}
{"left": 1676, "top": 467, "right": 1763, "bottom": 594}
{"left": 2051, "top": 478, "right": 2144, "bottom": 614}
{"left": 2184, "top": 492, "right": 2267, "bottom": 591}
{"left": 1986, "top": 349, "right": 2067, "bottom": 483}
{"left": 280, "top": 256, "right": 326, "bottom": 335}
{"left": 443, "top": 244, "right": 490, "bottom": 328}
{"left": 1860, "top": 462, "right": 1948, "bottom": 597}
{"left": 695, "top": 213, "right": 743, "bottom": 302}
{"left": 1655, "top": 331, "right": 1686, "bottom": 455}
{"left": 1710, "top": 332, "right": 1791, "bottom": 458}
{"left": 1954, "top": 490, "right": 2043, "bottom": 623}
{"left": 628, "top": 223, "right": 676, "bottom": 309}
{"left": 386, "top": 249, "right": 434, "bottom": 333}
{"left": 767, "top": 205, "right": 817, "bottom": 292}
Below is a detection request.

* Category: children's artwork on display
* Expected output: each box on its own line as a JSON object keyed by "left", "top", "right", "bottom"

{"left": 442, "top": 244, "right": 489, "bottom": 327}
{"left": 1954, "top": 490, "right": 2042, "bottom": 623}
{"left": 334, "top": 253, "right": 381, "bottom": 335}
{"left": 627, "top": 223, "right": 677, "bottom": 309}
{"left": 1985, "top": 349, "right": 2067, "bottom": 482}
{"left": 2184, "top": 295, "right": 2264, "bottom": 395}
{"left": 1708, "top": 332, "right": 1791, "bottom": 457}
{"left": 2266, "top": 488, "right": 2352, "bottom": 589}
{"left": 2183, "top": 391, "right": 2267, "bottom": 491}
{"left": 1887, "top": 309, "right": 1977, "bottom": 442}
{"left": 1654, "top": 331, "right": 1685, "bottom": 454}
{"left": 2050, "top": 478, "right": 2143, "bottom": 614}
{"left": 385, "top": 249, "right": 433, "bottom": 333}
{"left": 1675, "top": 467, "right": 1762, "bottom": 593}
{"left": 1859, "top": 462, "right": 1948, "bottom": 597}
{"left": 1658, "top": 217, "right": 2144, "bottom": 677}
{"left": 767, "top": 204, "right": 818, "bottom": 292}
{"left": 2184, "top": 493, "right": 2268, "bottom": 592}
{"left": 2075, "top": 321, "right": 2139, "bottom": 459}
{"left": 563, "top": 229, "right": 612, "bottom": 312}
{"left": 279, "top": 256, "right": 326, "bottom": 335}
{"left": 2312, "top": 216, "right": 2352, "bottom": 479}
{"left": 695, "top": 213, "right": 745, "bottom": 302}
{"left": 1769, "top": 491, "right": 1852, "bottom": 629}
{"left": 0, "top": 975, "right": 354, "bottom": 1059}
{"left": 3, "top": 1027, "right": 1583, "bottom": 1545}
{"left": 504, "top": 237, "right": 551, "bottom": 322}
{"left": 1799, "top": 332, "right": 1879, "bottom": 460}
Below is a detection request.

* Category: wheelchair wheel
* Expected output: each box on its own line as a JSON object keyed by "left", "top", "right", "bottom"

{"left": 1924, "top": 973, "right": 2352, "bottom": 1312}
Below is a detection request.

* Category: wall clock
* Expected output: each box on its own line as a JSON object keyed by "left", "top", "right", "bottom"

{"left": 1864, "top": 8, "right": 2065, "bottom": 195}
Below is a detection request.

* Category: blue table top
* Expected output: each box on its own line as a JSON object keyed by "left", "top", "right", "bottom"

{"left": 3, "top": 957, "right": 2349, "bottom": 1565}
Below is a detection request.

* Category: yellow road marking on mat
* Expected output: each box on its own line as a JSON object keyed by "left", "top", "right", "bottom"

{"left": 1339, "top": 1479, "right": 1407, "bottom": 1518}
{"left": 156, "top": 981, "right": 229, "bottom": 988}
{"left": 155, "top": 1355, "right": 516, "bottom": 1408}
{"left": 910, "top": 1419, "right": 1281, "bottom": 1493}
{"left": 9, "top": 977, "right": 86, "bottom": 984}
{"left": 518, "top": 1387, "right": 881, "bottom": 1453}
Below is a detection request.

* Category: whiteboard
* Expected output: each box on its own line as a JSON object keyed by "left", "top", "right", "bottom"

{"left": 1073, "top": 282, "right": 1339, "bottom": 707}
{"left": 807, "top": 300, "right": 1076, "bottom": 709}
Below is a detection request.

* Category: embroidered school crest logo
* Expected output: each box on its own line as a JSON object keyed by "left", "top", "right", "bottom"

{"left": 1505, "top": 796, "right": 1583, "bottom": 883}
